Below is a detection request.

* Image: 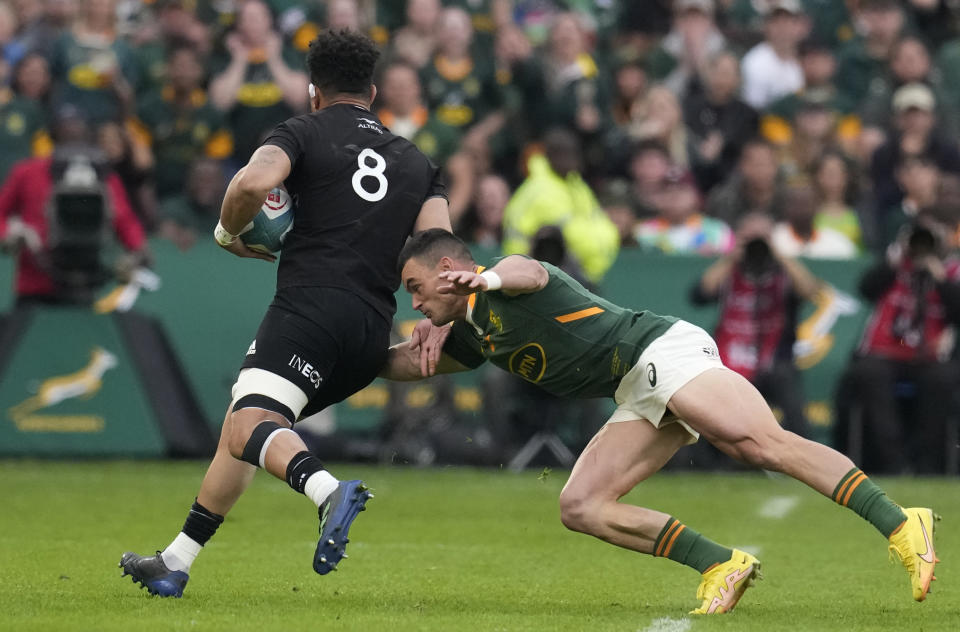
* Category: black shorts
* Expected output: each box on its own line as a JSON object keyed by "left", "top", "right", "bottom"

{"left": 236, "top": 286, "right": 390, "bottom": 420}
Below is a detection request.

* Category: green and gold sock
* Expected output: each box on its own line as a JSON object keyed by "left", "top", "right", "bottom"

{"left": 831, "top": 468, "right": 907, "bottom": 538}
{"left": 653, "top": 517, "right": 733, "bottom": 573}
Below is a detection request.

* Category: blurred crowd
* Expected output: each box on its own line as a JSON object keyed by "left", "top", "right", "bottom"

{"left": 2, "top": 0, "right": 960, "bottom": 472}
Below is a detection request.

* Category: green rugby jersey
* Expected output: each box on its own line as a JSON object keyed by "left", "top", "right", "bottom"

{"left": 443, "top": 262, "right": 677, "bottom": 399}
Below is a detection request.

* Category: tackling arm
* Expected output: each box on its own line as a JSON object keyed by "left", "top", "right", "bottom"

{"left": 379, "top": 340, "right": 473, "bottom": 381}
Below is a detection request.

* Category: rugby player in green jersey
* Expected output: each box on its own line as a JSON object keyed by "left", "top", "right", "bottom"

{"left": 382, "top": 228, "right": 940, "bottom": 614}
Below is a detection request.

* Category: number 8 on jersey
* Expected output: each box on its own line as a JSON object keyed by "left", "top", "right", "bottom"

{"left": 352, "top": 148, "right": 388, "bottom": 202}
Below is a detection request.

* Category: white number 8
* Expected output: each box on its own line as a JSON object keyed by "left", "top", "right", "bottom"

{"left": 352, "top": 148, "right": 388, "bottom": 202}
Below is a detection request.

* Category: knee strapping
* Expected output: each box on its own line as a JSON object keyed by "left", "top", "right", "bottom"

{"left": 240, "top": 421, "right": 297, "bottom": 468}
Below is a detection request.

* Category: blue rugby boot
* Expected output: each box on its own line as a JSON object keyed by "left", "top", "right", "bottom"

{"left": 313, "top": 480, "right": 373, "bottom": 574}
{"left": 119, "top": 551, "right": 189, "bottom": 597}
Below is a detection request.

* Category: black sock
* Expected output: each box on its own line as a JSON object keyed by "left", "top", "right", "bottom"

{"left": 286, "top": 450, "right": 326, "bottom": 494}
{"left": 181, "top": 499, "right": 224, "bottom": 546}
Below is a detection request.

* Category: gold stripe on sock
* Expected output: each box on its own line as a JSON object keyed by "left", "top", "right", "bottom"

{"left": 834, "top": 469, "right": 863, "bottom": 502}
{"left": 841, "top": 473, "right": 868, "bottom": 507}
{"left": 661, "top": 524, "right": 687, "bottom": 558}
{"left": 655, "top": 520, "right": 680, "bottom": 557}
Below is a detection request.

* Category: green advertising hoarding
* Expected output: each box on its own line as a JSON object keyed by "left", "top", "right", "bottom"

{"left": 0, "top": 240, "right": 872, "bottom": 454}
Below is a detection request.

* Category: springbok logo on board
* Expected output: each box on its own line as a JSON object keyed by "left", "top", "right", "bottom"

{"left": 6, "top": 347, "right": 117, "bottom": 433}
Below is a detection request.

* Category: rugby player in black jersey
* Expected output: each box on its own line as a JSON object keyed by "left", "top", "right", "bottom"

{"left": 119, "top": 30, "right": 451, "bottom": 597}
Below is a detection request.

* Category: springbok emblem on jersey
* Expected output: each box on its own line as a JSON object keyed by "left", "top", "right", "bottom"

{"left": 7, "top": 347, "right": 118, "bottom": 424}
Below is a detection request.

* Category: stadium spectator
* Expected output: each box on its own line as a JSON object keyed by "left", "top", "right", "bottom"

{"left": 97, "top": 119, "right": 155, "bottom": 231}
{"left": 835, "top": 0, "right": 905, "bottom": 107}
{"left": 0, "top": 1, "right": 23, "bottom": 71}
{"left": 645, "top": 0, "right": 726, "bottom": 99}
{"left": 627, "top": 140, "right": 673, "bottom": 219}
{"left": 135, "top": 44, "right": 233, "bottom": 202}
{"left": 691, "top": 211, "right": 819, "bottom": 437}
{"left": 420, "top": 8, "right": 500, "bottom": 136}
{"left": 880, "top": 153, "right": 941, "bottom": 250}
{"left": 762, "top": 35, "right": 860, "bottom": 158}
{"left": 813, "top": 150, "right": 864, "bottom": 251}
{"left": 158, "top": 158, "right": 226, "bottom": 251}
{"left": 740, "top": 0, "right": 807, "bottom": 110}
{"left": 9, "top": 0, "right": 75, "bottom": 60}
{"left": 724, "top": 0, "right": 853, "bottom": 49}
{"left": 0, "top": 105, "right": 146, "bottom": 306}
{"left": 132, "top": 0, "right": 212, "bottom": 98}
{"left": 377, "top": 61, "right": 428, "bottom": 141}
{"left": 12, "top": 51, "right": 51, "bottom": 105}
{"left": 934, "top": 28, "right": 960, "bottom": 115}
{"left": 491, "top": 21, "right": 547, "bottom": 155}
{"left": 635, "top": 167, "right": 733, "bottom": 256}
{"left": 389, "top": 0, "right": 440, "bottom": 70}
{"left": 609, "top": 57, "right": 648, "bottom": 133}
{"left": 599, "top": 179, "right": 640, "bottom": 249}
{"left": 845, "top": 215, "right": 960, "bottom": 474}
{"left": 376, "top": 60, "right": 460, "bottom": 169}
{"left": 456, "top": 172, "right": 507, "bottom": 248}
{"left": 682, "top": 50, "right": 758, "bottom": 191}
{"left": 539, "top": 12, "right": 605, "bottom": 142}
{"left": 771, "top": 181, "right": 858, "bottom": 259}
{"left": 0, "top": 53, "right": 52, "bottom": 183}
{"left": 48, "top": 0, "right": 138, "bottom": 125}
{"left": 773, "top": 92, "right": 847, "bottom": 181}
{"left": 860, "top": 36, "right": 954, "bottom": 138}
{"left": 501, "top": 128, "right": 619, "bottom": 283}
{"left": 706, "top": 137, "right": 787, "bottom": 225}
{"left": 208, "top": 0, "right": 308, "bottom": 164}
{"left": 630, "top": 85, "right": 694, "bottom": 170}
{"left": 869, "top": 83, "right": 960, "bottom": 233}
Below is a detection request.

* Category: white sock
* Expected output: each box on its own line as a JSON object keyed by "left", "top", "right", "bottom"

{"left": 304, "top": 470, "right": 339, "bottom": 508}
{"left": 161, "top": 532, "right": 202, "bottom": 573}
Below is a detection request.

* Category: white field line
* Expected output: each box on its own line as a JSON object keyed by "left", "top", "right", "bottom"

{"left": 639, "top": 617, "right": 692, "bottom": 632}
{"left": 757, "top": 495, "right": 800, "bottom": 519}
{"left": 731, "top": 544, "right": 763, "bottom": 558}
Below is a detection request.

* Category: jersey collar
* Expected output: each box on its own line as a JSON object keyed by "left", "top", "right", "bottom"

{"left": 465, "top": 265, "right": 485, "bottom": 335}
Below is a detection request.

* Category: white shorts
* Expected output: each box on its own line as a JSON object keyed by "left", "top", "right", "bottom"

{"left": 608, "top": 320, "right": 728, "bottom": 444}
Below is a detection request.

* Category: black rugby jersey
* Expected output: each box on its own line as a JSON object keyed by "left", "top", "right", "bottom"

{"left": 263, "top": 103, "right": 446, "bottom": 320}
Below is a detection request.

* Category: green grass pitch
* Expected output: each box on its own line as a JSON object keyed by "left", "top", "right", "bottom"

{"left": 1, "top": 461, "right": 957, "bottom": 631}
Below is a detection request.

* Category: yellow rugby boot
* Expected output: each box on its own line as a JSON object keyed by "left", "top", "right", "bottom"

{"left": 888, "top": 507, "right": 941, "bottom": 601}
{"left": 690, "top": 549, "right": 761, "bottom": 614}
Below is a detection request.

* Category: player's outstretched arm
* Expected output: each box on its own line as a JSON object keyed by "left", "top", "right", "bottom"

{"left": 439, "top": 255, "right": 548, "bottom": 297}
{"left": 380, "top": 341, "right": 472, "bottom": 381}
{"left": 215, "top": 145, "right": 292, "bottom": 261}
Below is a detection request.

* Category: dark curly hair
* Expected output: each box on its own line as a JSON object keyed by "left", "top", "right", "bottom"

{"left": 306, "top": 29, "right": 380, "bottom": 97}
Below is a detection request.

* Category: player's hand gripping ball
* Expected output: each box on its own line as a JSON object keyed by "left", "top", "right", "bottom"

{"left": 239, "top": 186, "right": 295, "bottom": 254}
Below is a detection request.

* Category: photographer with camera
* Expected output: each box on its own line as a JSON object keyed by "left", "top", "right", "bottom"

{"left": 0, "top": 105, "right": 147, "bottom": 307}
{"left": 691, "top": 211, "right": 821, "bottom": 443}
{"left": 845, "top": 215, "right": 960, "bottom": 474}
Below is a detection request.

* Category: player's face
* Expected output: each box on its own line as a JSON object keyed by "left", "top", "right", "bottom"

{"left": 402, "top": 257, "right": 465, "bottom": 325}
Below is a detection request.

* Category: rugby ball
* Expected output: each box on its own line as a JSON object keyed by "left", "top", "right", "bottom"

{"left": 240, "top": 186, "right": 294, "bottom": 254}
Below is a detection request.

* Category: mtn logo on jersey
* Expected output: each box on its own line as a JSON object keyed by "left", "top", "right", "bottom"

{"left": 357, "top": 117, "right": 383, "bottom": 134}
{"left": 508, "top": 343, "right": 546, "bottom": 383}
{"left": 646, "top": 363, "right": 657, "bottom": 387}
